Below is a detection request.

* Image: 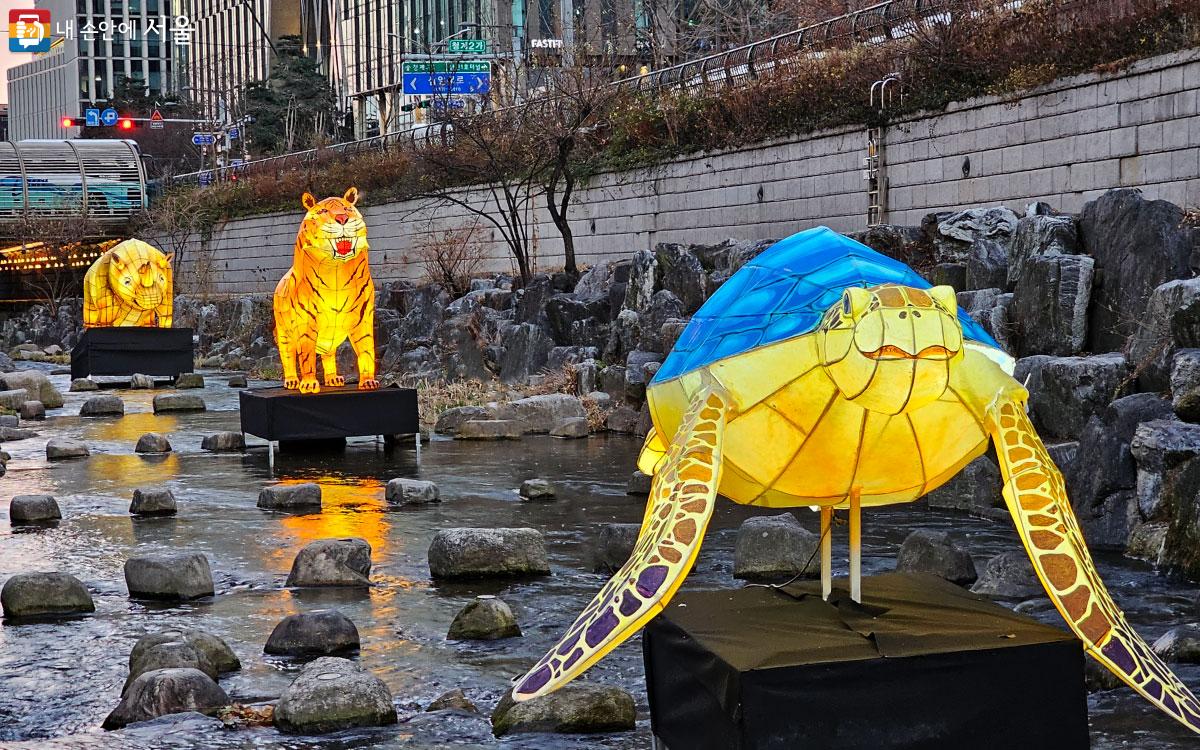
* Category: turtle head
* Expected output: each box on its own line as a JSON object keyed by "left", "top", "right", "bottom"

{"left": 817, "top": 283, "right": 964, "bottom": 415}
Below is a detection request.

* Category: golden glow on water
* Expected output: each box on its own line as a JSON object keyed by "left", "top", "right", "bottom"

{"left": 275, "top": 477, "right": 396, "bottom": 564}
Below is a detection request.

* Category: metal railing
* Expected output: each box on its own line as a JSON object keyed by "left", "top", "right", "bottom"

{"left": 0, "top": 139, "right": 147, "bottom": 225}
{"left": 160, "top": 0, "right": 980, "bottom": 189}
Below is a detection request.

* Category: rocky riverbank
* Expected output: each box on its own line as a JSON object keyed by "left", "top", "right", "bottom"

{"left": 4, "top": 187, "right": 1200, "bottom": 581}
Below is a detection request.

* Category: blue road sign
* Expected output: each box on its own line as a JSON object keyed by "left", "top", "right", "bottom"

{"left": 192, "top": 133, "right": 215, "bottom": 146}
{"left": 402, "top": 72, "right": 490, "bottom": 95}
{"left": 85, "top": 108, "right": 100, "bottom": 127}
{"left": 198, "top": 171, "right": 212, "bottom": 186}
{"left": 100, "top": 107, "right": 118, "bottom": 126}
{"left": 228, "top": 127, "right": 239, "bottom": 140}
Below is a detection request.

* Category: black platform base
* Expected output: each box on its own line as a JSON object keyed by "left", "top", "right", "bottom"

{"left": 70, "top": 327, "right": 194, "bottom": 380}
{"left": 643, "top": 573, "right": 1088, "bottom": 750}
{"left": 239, "top": 384, "right": 419, "bottom": 444}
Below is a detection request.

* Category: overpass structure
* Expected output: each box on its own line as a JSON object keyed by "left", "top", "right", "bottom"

{"left": 0, "top": 139, "right": 147, "bottom": 232}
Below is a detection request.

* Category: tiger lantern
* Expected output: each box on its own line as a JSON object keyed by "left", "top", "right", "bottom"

{"left": 82, "top": 239, "right": 174, "bottom": 328}
{"left": 273, "top": 187, "right": 378, "bottom": 394}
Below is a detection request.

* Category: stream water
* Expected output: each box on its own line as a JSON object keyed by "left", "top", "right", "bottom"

{"left": 0, "top": 368, "right": 1198, "bottom": 749}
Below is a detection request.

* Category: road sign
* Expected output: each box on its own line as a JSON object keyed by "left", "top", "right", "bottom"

{"left": 85, "top": 108, "right": 100, "bottom": 127}
{"left": 198, "top": 171, "right": 212, "bottom": 186}
{"left": 230, "top": 158, "right": 244, "bottom": 166}
{"left": 192, "top": 133, "right": 216, "bottom": 146}
{"left": 433, "top": 98, "right": 467, "bottom": 110}
{"left": 150, "top": 109, "right": 164, "bottom": 130}
{"left": 228, "top": 127, "right": 239, "bottom": 140}
{"left": 447, "top": 39, "right": 488, "bottom": 54}
{"left": 402, "top": 61, "right": 489, "bottom": 74}
{"left": 403, "top": 71, "right": 490, "bottom": 95}
{"left": 100, "top": 107, "right": 118, "bottom": 126}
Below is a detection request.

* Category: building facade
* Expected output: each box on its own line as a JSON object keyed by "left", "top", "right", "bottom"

{"left": 6, "top": 0, "right": 179, "bottom": 140}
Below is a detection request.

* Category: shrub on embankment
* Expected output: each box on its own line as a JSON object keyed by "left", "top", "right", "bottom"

{"left": 166, "top": 0, "right": 1200, "bottom": 226}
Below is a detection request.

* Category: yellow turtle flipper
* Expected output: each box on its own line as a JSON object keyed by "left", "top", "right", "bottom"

{"left": 989, "top": 396, "right": 1200, "bottom": 733}
{"left": 512, "top": 380, "right": 727, "bottom": 701}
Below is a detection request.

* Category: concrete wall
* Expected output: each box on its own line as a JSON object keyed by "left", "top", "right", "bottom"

{"left": 182, "top": 48, "right": 1200, "bottom": 295}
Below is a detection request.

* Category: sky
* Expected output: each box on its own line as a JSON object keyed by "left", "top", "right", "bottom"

{"left": 1, "top": 0, "right": 46, "bottom": 105}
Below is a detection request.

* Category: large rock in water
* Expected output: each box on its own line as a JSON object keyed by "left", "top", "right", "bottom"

{"left": 125, "top": 552, "right": 214, "bottom": 601}
{"left": 491, "top": 685, "right": 636, "bottom": 736}
{"left": 1080, "top": 188, "right": 1197, "bottom": 352}
{"left": 265, "top": 610, "right": 361, "bottom": 656}
{"left": 273, "top": 657, "right": 397, "bottom": 735}
{"left": 434, "top": 405, "right": 495, "bottom": 435}
{"left": 130, "top": 488, "right": 177, "bottom": 516}
{"left": 1130, "top": 420, "right": 1200, "bottom": 578}
{"left": 286, "top": 538, "right": 372, "bottom": 587}
{"left": 923, "top": 456, "right": 1002, "bottom": 515}
{"left": 970, "top": 551, "right": 1041, "bottom": 599}
{"left": 46, "top": 438, "right": 89, "bottom": 460}
{"left": 447, "top": 595, "right": 521, "bottom": 640}
{"left": 1010, "top": 254, "right": 1093, "bottom": 357}
{"left": 9, "top": 494, "right": 61, "bottom": 524}
{"left": 1016, "top": 353, "right": 1130, "bottom": 441}
{"left": 589, "top": 523, "right": 639, "bottom": 573}
{"left": 385, "top": 478, "right": 439, "bottom": 506}
{"left": 1067, "top": 394, "right": 1173, "bottom": 549}
{"left": 102, "top": 668, "right": 229, "bottom": 729}
{"left": 733, "top": 513, "right": 819, "bottom": 581}
{"left": 153, "top": 394, "right": 206, "bottom": 413}
{"left": 124, "top": 641, "right": 217, "bottom": 693}
{"left": 1151, "top": 624, "right": 1200, "bottom": 664}
{"left": 1, "top": 572, "right": 94, "bottom": 618}
{"left": 130, "top": 629, "right": 240, "bottom": 675}
{"left": 201, "top": 432, "right": 244, "bottom": 452}
{"left": 80, "top": 394, "right": 124, "bottom": 417}
{"left": 457, "top": 420, "right": 523, "bottom": 440}
{"left": 134, "top": 433, "right": 172, "bottom": 454}
{"left": 0, "top": 370, "right": 63, "bottom": 408}
{"left": 494, "top": 394, "right": 587, "bottom": 433}
{"left": 428, "top": 528, "right": 550, "bottom": 580}
{"left": 895, "top": 530, "right": 977, "bottom": 585}
{"left": 258, "top": 483, "right": 322, "bottom": 511}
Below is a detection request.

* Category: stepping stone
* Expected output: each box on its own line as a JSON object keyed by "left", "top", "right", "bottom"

{"left": 457, "top": 420, "right": 523, "bottom": 440}
{"left": 130, "top": 374, "right": 156, "bottom": 389}
{"left": 427, "top": 528, "right": 550, "bottom": 580}
{"left": 135, "top": 433, "right": 172, "bottom": 454}
{"left": 447, "top": 595, "right": 521, "bottom": 640}
{"left": 79, "top": 395, "right": 123, "bottom": 417}
{"left": 103, "top": 668, "right": 228, "bottom": 729}
{"left": 588, "top": 523, "right": 639, "bottom": 573}
{"left": 125, "top": 552, "right": 214, "bottom": 601}
{"left": 550, "top": 417, "right": 589, "bottom": 438}
{"left": 9, "top": 494, "right": 61, "bottom": 525}
{"left": 130, "top": 488, "right": 177, "bottom": 516}
{"left": 153, "top": 394, "right": 206, "bottom": 413}
{"left": 19, "top": 401, "right": 45, "bottom": 420}
{"left": 124, "top": 640, "right": 217, "bottom": 694}
{"left": 733, "top": 513, "right": 819, "bottom": 581}
{"left": 131, "top": 628, "right": 240, "bottom": 674}
{"left": 286, "top": 538, "right": 372, "bottom": 587}
{"left": 46, "top": 438, "right": 89, "bottom": 460}
{"left": 385, "top": 478, "right": 439, "bottom": 506}
{"left": 273, "top": 657, "right": 396, "bottom": 734}
{"left": 258, "top": 483, "right": 322, "bottom": 511}
{"left": 491, "top": 684, "right": 636, "bottom": 736}
{"left": 174, "top": 373, "right": 205, "bottom": 389}
{"left": 1, "top": 572, "right": 94, "bottom": 619}
{"left": 201, "top": 432, "right": 245, "bottom": 452}
{"left": 226, "top": 375, "right": 248, "bottom": 388}
{"left": 69, "top": 378, "right": 98, "bottom": 392}
{"left": 264, "top": 610, "right": 360, "bottom": 656}
{"left": 519, "top": 478, "right": 556, "bottom": 501}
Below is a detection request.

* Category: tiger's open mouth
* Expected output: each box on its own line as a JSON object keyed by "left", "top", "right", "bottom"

{"left": 330, "top": 237, "right": 357, "bottom": 259}
{"left": 863, "top": 344, "right": 955, "bottom": 360}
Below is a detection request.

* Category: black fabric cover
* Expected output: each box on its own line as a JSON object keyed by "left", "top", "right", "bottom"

{"left": 643, "top": 572, "right": 1088, "bottom": 750}
{"left": 239, "top": 384, "right": 419, "bottom": 442}
{"left": 70, "top": 327, "right": 194, "bottom": 380}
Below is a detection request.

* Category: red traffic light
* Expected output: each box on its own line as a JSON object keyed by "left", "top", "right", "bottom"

{"left": 118, "top": 118, "right": 135, "bottom": 131}
{"left": 61, "top": 116, "right": 77, "bottom": 128}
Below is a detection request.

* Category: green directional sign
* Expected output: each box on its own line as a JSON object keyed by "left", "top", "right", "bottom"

{"left": 402, "top": 60, "right": 490, "bottom": 73}
{"left": 448, "top": 39, "right": 488, "bottom": 54}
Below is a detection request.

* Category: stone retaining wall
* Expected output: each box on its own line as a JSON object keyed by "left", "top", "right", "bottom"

{"left": 177, "top": 49, "right": 1200, "bottom": 295}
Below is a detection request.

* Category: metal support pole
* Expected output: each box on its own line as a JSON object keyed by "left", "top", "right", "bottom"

{"left": 415, "top": 433, "right": 421, "bottom": 464}
{"left": 820, "top": 506, "right": 832, "bottom": 601}
{"left": 268, "top": 441, "right": 275, "bottom": 473}
{"left": 849, "top": 487, "right": 862, "bottom": 603}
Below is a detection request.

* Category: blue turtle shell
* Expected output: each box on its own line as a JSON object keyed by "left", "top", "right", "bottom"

{"left": 653, "top": 226, "right": 1002, "bottom": 384}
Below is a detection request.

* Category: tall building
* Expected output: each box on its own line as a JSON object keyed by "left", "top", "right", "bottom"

{"left": 6, "top": 0, "right": 179, "bottom": 140}
{"left": 186, "top": 0, "right": 330, "bottom": 121}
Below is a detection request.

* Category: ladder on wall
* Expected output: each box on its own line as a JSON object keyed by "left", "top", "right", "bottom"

{"left": 866, "top": 74, "right": 901, "bottom": 227}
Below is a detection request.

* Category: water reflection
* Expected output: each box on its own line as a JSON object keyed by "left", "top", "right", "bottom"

{"left": 275, "top": 478, "right": 393, "bottom": 563}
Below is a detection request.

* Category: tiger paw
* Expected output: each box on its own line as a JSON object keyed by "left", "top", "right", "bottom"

{"left": 324, "top": 375, "right": 345, "bottom": 387}
{"left": 299, "top": 378, "right": 321, "bottom": 394}
{"left": 284, "top": 377, "right": 300, "bottom": 390}
{"left": 358, "top": 379, "right": 380, "bottom": 390}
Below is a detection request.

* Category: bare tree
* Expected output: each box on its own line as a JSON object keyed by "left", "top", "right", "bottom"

{"left": 10, "top": 212, "right": 100, "bottom": 310}
{"left": 134, "top": 190, "right": 209, "bottom": 274}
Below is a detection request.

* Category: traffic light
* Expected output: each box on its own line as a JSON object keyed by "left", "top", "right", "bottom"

{"left": 61, "top": 116, "right": 78, "bottom": 128}
{"left": 400, "top": 100, "right": 431, "bottom": 112}
{"left": 117, "top": 118, "right": 137, "bottom": 131}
